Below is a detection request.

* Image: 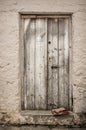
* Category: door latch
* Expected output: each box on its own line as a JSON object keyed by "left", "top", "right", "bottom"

{"left": 51, "top": 65, "right": 59, "bottom": 69}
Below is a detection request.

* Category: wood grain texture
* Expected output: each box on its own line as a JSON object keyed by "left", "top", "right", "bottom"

{"left": 68, "top": 17, "right": 72, "bottom": 109}
{"left": 48, "top": 19, "right": 59, "bottom": 109}
{"left": 47, "top": 19, "right": 53, "bottom": 109}
{"left": 58, "top": 19, "right": 64, "bottom": 107}
{"left": 23, "top": 18, "right": 29, "bottom": 110}
{"left": 21, "top": 18, "right": 25, "bottom": 110}
{"left": 25, "top": 19, "right": 35, "bottom": 109}
{"left": 52, "top": 19, "right": 59, "bottom": 109}
{"left": 22, "top": 16, "right": 72, "bottom": 110}
{"left": 35, "top": 19, "right": 47, "bottom": 109}
{"left": 58, "top": 18, "right": 70, "bottom": 109}
{"left": 63, "top": 18, "right": 69, "bottom": 108}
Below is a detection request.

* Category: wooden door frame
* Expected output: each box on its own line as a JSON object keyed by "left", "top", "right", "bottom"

{"left": 19, "top": 13, "right": 73, "bottom": 115}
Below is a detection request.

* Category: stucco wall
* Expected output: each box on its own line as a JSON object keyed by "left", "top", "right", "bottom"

{"left": 0, "top": 0, "right": 86, "bottom": 125}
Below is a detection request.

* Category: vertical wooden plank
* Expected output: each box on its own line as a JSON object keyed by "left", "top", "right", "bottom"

{"left": 52, "top": 19, "right": 59, "bottom": 108}
{"left": 58, "top": 19, "right": 64, "bottom": 107}
{"left": 35, "top": 18, "right": 47, "bottom": 109}
{"left": 39, "top": 18, "right": 47, "bottom": 109}
{"left": 23, "top": 18, "right": 30, "bottom": 109}
{"left": 25, "top": 19, "right": 36, "bottom": 109}
{"left": 48, "top": 19, "right": 59, "bottom": 109}
{"left": 63, "top": 18, "right": 69, "bottom": 108}
{"left": 35, "top": 19, "right": 40, "bottom": 109}
{"left": 68, "top": 17, "right": 72, "bottom": 109}
{"left": 21, "top": 18, "right": 25, "bottom": 110}
{"left": 44, "top": 19, "right": 48, "bottom": 109}
{"left": 47, "top": 19, "right": 53, "bottom": 109}
{"left": 59, "top": 18, "right": 70, "bottom": 108}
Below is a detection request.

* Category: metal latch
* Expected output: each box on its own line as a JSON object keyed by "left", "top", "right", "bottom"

{"left": 51, "top": 65, "right": 59, "bottom": 69}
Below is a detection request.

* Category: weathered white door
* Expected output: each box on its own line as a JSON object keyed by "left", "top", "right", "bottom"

{"left": 22, "top": 16, "right": 72, "bottom": 110}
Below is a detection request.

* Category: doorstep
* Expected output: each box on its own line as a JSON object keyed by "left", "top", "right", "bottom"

{"left": 21, "top": 110, "right": 73, "bottom": 125}
{"left": 0, "top": 110, "right": 86, "bottom": 127}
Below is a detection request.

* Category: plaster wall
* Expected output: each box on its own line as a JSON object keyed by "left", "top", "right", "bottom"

{"left": 0, "top": 0, "right": 86, "bottom": 125}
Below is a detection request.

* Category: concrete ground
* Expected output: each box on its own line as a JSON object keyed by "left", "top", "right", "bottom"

{"left": 0, "top": 126, "right": 86, "bottom": 130}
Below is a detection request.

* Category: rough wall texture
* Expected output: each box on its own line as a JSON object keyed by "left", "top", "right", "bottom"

{"left": 0, "top": 0, "right": 86, "bottom": 125}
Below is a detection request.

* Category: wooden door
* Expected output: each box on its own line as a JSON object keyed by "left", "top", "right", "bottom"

{"left": 22, "top": 16, "right": 71, "bottom": 110}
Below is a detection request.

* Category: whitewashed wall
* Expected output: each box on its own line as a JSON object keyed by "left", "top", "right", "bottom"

{"left": 0, "top": 0, "right": 86, "bottom": 123}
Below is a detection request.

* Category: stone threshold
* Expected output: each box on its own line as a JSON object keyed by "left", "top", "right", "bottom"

{"left": 20, "top": 111, "right": 86, "bottom": 127}
{"left": 0, "top": 111, "right": 86, "bottom": 127}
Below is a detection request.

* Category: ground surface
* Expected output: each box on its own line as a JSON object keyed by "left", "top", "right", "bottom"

{"left": 0, "top": 126, "right": 86, "bottom": 130}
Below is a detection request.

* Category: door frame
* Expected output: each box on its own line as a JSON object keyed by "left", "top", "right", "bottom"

{"left": 19, "top": 13, "right": 73, "bottom": 115}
